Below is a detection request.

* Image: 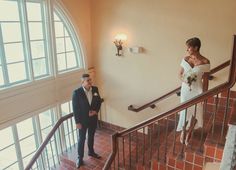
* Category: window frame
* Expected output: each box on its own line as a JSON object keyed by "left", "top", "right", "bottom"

{"left": 0, "top": 0, "right": 85, "bottom": 91}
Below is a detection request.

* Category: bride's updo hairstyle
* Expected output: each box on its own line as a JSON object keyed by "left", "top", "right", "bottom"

{"left": 186, "top": 37, "right": 201, "bottom": 51}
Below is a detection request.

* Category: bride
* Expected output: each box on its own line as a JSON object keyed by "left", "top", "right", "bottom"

{"left": 176, "top": 37, "right": 210, "bottom": 144}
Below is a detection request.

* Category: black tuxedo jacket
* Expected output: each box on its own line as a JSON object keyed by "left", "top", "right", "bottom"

{"left": 72, "top": 86, "right": 102, "bottom": 127}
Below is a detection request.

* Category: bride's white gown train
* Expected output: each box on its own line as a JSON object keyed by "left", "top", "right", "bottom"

{"left": 177, "top": 59, "right": 210, "bottom": 132}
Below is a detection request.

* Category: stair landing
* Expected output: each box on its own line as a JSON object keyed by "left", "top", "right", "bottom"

{"left": 56, "top": 128, "right": 115, "bottom": 170}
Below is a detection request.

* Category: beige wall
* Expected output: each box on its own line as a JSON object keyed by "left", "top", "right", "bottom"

{"left": 60, "top": 0, "right": 92, "bottom": 68}
{"left": 91, "top": 0, "right": 236, "bottom": 128}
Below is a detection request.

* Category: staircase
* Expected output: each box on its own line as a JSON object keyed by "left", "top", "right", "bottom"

{"left": 105, "top": 90, "right": 234, "bottom": 170}
{"left": 25, "top": 35, "right": 236, "bottom": 170}
{"left": 103, "top": 35, "right": 236, "bottom": 170}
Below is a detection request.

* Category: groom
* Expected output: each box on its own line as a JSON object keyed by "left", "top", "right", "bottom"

{"left": 72, "top": 73, "right": 102, "bottom": 168}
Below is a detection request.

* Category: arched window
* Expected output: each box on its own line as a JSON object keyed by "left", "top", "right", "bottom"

{"left": 54, "top": 10, "right": 82, "bottom": 72}
{"left": 0, "top": 0, "right": 84, "bottom": 90}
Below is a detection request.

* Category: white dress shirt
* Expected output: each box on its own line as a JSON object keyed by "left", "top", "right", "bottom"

{"left": 83, "top": 86, "right": 92, "bottom": 105}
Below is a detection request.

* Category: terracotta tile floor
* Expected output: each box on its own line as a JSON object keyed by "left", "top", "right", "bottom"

{"left": 57, "top": 128, "right": 115, "bottom": 170}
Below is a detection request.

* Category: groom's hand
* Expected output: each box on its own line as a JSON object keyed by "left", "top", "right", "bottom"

{"left": 89, "top": 110, "right": 97, "bottom": 117}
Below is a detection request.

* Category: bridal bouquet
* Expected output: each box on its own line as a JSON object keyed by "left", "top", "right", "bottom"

{"left": 183, "top": 71, "right": 197, "bottom": 91}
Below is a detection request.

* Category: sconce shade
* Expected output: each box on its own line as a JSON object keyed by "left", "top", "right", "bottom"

{"left": 114, "top": 34, "right": 127, "bottom": 56}
{"left": 115, "top": 34, "right": 127, "bottom": 41}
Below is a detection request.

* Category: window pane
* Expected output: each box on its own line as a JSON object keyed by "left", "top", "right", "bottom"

{"left": 56, "top": 38, "right": 65, "bottom": 53}
{"left": 64, "top": 28, "right": 69, "bottom": 37}
{"left": 54, "top": 22, "right": 64, "bottom": 37}
{"left": 30, "top": 41, "right": 45, "bottom": 59}
{"left": 17, "top": 118, "right": 34, "bottom": 140}
{"left": 28, "top": 22, "right": 43, "bottom": 40}
{"left": 20, "top": 136, "right": 36, "bottom": 157}
{"left": 39, "top": 110, "right": 52, "bottom": 129}
{"left": 33, "top": 58, "right": 47, "bottom": 77}
{"left": 0, "top": 145, "right": 17, "bottom": 169}
{"left": 0, "top": 127, "right": 14, "bottom": 150}
{"left": 8, "top": 62, "right": 27, "bottom": 83}
{"left": 65, "top": 37, "right": 73, "bottom": 51}
{"left": 66, "top": 52, "right": 77, "bottom": 68}
{"left": 5, "top": 43, "right": 24, "bottom": 63}
{"left": 53, "top": 12, "right": 60, "bottom": 21}
{"left": 61, "top": 102, "right": 70, "bottom": 116}
{"left": 0, "top": 1, "right": 19, "bottom": 21}
{"left": 57, "top": 53, "right": 66, "bottom": 71}
{"left": 26, "top": 2, "right": 42, "bottom": 21}
{"left": 0, "top": 67, "right": 4, "bottom": 86}
{"left": 1, "top": 23, "right": 22, "bottom": 43}
{"left": 5, "top": 163, "right": 19, "bottom": 170}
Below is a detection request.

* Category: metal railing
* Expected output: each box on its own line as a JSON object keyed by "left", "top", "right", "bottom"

{"left": 25, "top": 113, "right": 76, "bottom": 170}
{"left": 103, "top": 35, "right": 236, "bottom": 169}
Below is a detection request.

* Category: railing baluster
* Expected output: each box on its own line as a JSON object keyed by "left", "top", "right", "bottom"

{"left": 142, "top": 127, "right": 145, "bottom": 166}
{"left": 179, "top": 108, "right": 187, "bottom": 159}
{"left": 70, "top": 118, "right": 75, "bottom": 145}
{"left": 212, "top": 94, "right": 219, "bottom": 140}
{"left": 190, "top": 104, "right": 197, "bottom": 150}
{"left": 49, "top": 139, "right": 56, "bottom": 168}
{"left": 129, "top": 133, "right": 131, "bottom": 169}
{"left": 113, "top": 152, "right": 116, "bottom": 170}
{"left": 164, "top": 117, "right": 169, "bottom": 163}
{"left": 157, "top": 121, "right": 160, "bottom": 160}
{"left": 199, "top": 99, "right": 208, "bottom": 153}
{"left": 117, "top": 138, "right": 120, "bottom": 169}
{"left": 221, "top": 89, "right": 231, "bottom": 142}
{"left": 63, "top": 122, "right": 68, "bottom": 152}
{"left": 66, "top": 120, "right": 72, "bottom": 149}
{"left": 149, "top": 124, "right": 153, "bottom": 167}
{"left": 45, "top": 147, "right": 50, "bottom": 169}
{"left": 53, "top": 134, "right": 60, "bottom": 165}
{"left": 40, "top": 154, "right": 45, "bottom": 170}
{"left": 122, "top": 137, "right": 125, "bottom": 168}
{"left": 173, "top": 113, "right": 177, "bottom": 154}
{"left": 136, "top": 130, "right": 138, "bottom": 163}
{"left": 36, "top": 160, "right": 39, "bottom": 170}
{"left": 58, "top": 127, "right": 64, "bottom": 154}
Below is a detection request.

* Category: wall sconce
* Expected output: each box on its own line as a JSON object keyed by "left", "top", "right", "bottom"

{"left": 113, "top": 34, "right": 127, "bottom": 56}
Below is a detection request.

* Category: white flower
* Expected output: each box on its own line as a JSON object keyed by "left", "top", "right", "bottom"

{"left": 93, "top": 92, "right": 98, "bottom": 96}
{"left": 182, "top": 71, "right": 197, "bottom": 91}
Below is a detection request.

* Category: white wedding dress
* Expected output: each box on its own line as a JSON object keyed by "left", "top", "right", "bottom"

{"left": 176, "top": 59, "right": 210, "bottom": 131}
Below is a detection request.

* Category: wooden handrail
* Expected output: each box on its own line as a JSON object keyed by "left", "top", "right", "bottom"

{"left": 128, "top": 87, "right": 181, "bottom": 112}
{"left": 103, "top": 35, "right": 236, "bottom": 169}
{"left": 209, "top": 60, "right": 230, "bottom": 74}
{"left": 25, "top": 99, "right": 104, "bottom": 170}
{"left": 128, "top": 60, "right": 230, "bottom": 112}
{"left": 25, "top": 113, "right": 73, "bottom": 170}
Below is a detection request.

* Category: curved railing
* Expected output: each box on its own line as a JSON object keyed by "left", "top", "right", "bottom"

{"left": 24, "top": 113, "right": 73, "bottom": 170}
{"left": 128, "top": 60, "right": 230, "bottom": 112}
{"left": 103, "top": 35, "right": 236, "bottom": 169}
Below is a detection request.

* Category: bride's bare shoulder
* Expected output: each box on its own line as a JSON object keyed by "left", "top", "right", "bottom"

{"left": 184, "top": 56, "right": 190, "bottom": 61}
{"left": 201, "top": 56, "right": 210, "bottom": 64}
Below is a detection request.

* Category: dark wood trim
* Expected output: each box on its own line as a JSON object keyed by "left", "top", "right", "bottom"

{"left": 128, "top": 87, "right": 181, "bottom": 112}
{"left": 209, "top": 60, "right": 230, "bottom": 75}
{"left": 128, "top": 60, "right": 230, "bottom": 112}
